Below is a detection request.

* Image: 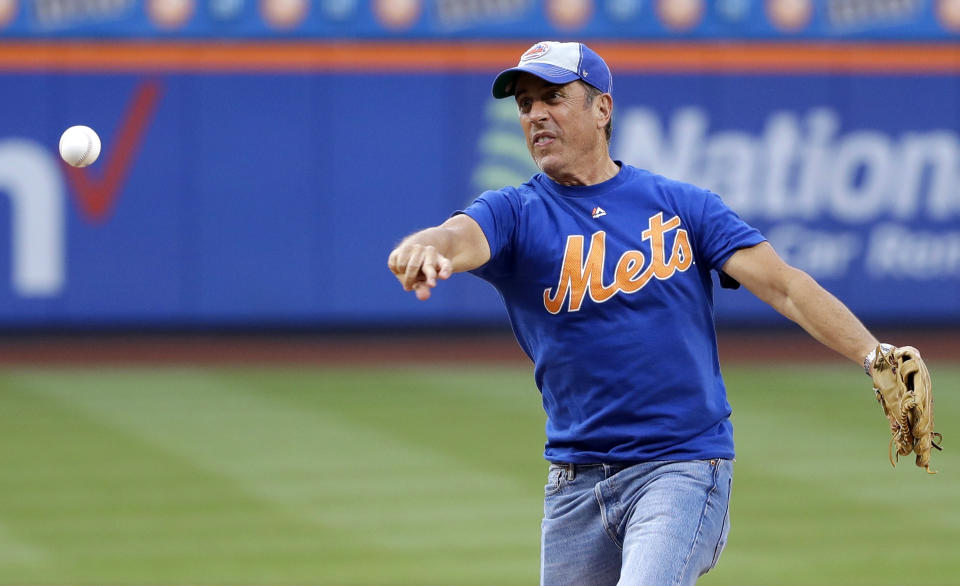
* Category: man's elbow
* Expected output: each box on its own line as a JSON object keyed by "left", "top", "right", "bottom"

{"left": 773, "top": 265, "right": 822, "bottom": 318}
{"left": 750, "top": 263, "right": 811, "bottom": 317}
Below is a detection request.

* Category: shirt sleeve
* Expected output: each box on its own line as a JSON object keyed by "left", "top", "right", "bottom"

{"left": 695, "top": 189, "right": 767, "bottom": 272}
{"left": 455, "top": 188, "right": 521, "bottom": 280}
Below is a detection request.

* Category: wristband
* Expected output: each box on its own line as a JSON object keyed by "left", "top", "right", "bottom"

{"left": 864, "top": 343, "right": 895, "bottom": 376}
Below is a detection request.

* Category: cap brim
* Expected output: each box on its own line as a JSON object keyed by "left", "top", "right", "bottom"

{"left": 491, "top": 63, "right": 582, "bottom": 99}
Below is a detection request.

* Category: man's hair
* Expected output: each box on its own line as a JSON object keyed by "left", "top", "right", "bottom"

{"left": 582, "top": 83, "right": 613, "bottom": 144}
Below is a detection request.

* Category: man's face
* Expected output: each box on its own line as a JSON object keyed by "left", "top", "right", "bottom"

{"left": 513, "top": 74, "right": 604, "bottom": 180}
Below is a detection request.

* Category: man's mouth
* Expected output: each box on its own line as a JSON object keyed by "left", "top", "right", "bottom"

{"left": 533, "top": 132, "right": 556, "bottom": 147}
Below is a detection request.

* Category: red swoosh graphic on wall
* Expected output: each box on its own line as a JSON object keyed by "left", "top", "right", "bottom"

{"left": 63, "top": 78, "right": 163, "bottom": 224}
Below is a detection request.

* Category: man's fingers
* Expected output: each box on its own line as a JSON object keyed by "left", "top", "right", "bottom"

{"left": 413, "top": 282, "right": 432, "bottom": 301}
{"left": 387, "top": 248, "right": 403, "bottom": 275}
{"left": 438, "top": 256, "right": 453, "bottom": 280}
{"left": 388, "top": 243, "right": 451, "bottom": 299}
{"left": 421, "top": 263, "right": 438, "bottom": 287}
{"left": 402, "top": 247, "right": 425, "bottom": 290}
{"left": 421, "top": 247, "right": 441, "bottom": 286}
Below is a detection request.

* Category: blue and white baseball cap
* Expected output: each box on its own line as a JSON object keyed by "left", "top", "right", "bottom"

{"left": 492, "top": 41, "right": 612, "bottom": 99}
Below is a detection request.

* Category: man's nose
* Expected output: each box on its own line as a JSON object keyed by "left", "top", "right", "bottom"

{"left": 526, "top": 99, "right": 548, "bottom": 121}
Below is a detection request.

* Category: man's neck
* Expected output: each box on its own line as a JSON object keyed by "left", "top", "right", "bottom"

{"left": 548, "top": 156, "right": 620, "bottom": 187}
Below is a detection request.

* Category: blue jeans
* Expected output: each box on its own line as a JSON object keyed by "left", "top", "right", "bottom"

{"left": 541, "top": 459, "right": 733, "bottom": 586}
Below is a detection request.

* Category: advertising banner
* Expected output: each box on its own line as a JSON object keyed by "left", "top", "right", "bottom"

{"left": 0, "top": 0, "right": 959, "bottom": 40}
{"left": 610, "top": 75, "right": 960, "bottom": 324}
{"left": 0, "top": 44, "right": 957, "bottom": 327}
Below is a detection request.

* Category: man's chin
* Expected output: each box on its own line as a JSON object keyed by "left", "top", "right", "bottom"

{"left": 535, "top": 155, "right": 563, "bottom": 176}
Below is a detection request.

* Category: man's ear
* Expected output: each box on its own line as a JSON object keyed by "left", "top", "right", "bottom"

{"left": 596, "top": 93, "right": 613, "bottom": 129}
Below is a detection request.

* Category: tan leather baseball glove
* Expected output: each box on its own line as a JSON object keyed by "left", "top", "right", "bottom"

{"left": 870, "top": 345, "right": 942, "bottom": 473}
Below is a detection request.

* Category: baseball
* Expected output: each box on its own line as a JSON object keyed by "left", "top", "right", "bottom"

{"left": 59, "top": 125, "right": 101, "bottom": 168}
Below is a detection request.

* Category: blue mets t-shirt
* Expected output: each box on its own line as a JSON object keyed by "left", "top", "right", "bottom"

{"left": 460, "top": 162, "right": 766, "bottom": 464}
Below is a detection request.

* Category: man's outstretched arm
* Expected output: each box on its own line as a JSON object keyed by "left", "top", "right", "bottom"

{"left": 387, "top": 214, "right": 491, "bottom": 300}
{"left": 721, "top": 242, "right": 879, "bottom": 366}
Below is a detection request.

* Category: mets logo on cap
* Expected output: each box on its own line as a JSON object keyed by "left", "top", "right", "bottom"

{"left": 521, "top": 42, "right": 551, "bottom": 62}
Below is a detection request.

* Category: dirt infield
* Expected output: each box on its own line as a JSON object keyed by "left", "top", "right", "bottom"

{"left": 0, "top": 328, "right": 955, "bottom": 365}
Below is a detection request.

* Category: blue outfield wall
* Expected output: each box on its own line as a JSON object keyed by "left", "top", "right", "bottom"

{"left": 0, "top": 69, "right": 958, "bottom": 328}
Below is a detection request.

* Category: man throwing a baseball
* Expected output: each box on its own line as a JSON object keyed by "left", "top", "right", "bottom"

{"left": 387, "top": 42, "right": 937, "bottom": 585}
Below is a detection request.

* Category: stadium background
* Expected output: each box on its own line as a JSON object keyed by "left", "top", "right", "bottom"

{"left": 0, "top": 0, "right": 958, "bottom": 584}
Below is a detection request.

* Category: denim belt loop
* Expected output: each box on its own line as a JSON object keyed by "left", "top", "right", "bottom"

{"left": 565, "top": 463, "right": 576, "bottom": 481}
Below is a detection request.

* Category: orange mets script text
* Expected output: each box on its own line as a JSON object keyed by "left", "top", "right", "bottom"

{"left": 543, "top": 212, "right": 693, "bottom": 314}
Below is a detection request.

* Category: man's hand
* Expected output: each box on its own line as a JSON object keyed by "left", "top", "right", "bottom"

{"left": 387, "top": 215, "right": 490, "bottom": 300}
{"left": 388, "top": 242, "right": 453, "bottom": 301}
{"left": 870, "top": 344, "right": 942, "bottom": 473}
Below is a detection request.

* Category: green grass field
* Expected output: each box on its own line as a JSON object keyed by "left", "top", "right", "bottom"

{"left": 0, "top": 362, "right": 957, "bottom": 585}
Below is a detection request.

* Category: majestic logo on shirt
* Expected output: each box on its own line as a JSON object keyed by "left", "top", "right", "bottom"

{"left": 543, "top": 212, "right": 694, "bottom": 314}
{"left": 591, "top": 206, "right": 606, "bottom": 219}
